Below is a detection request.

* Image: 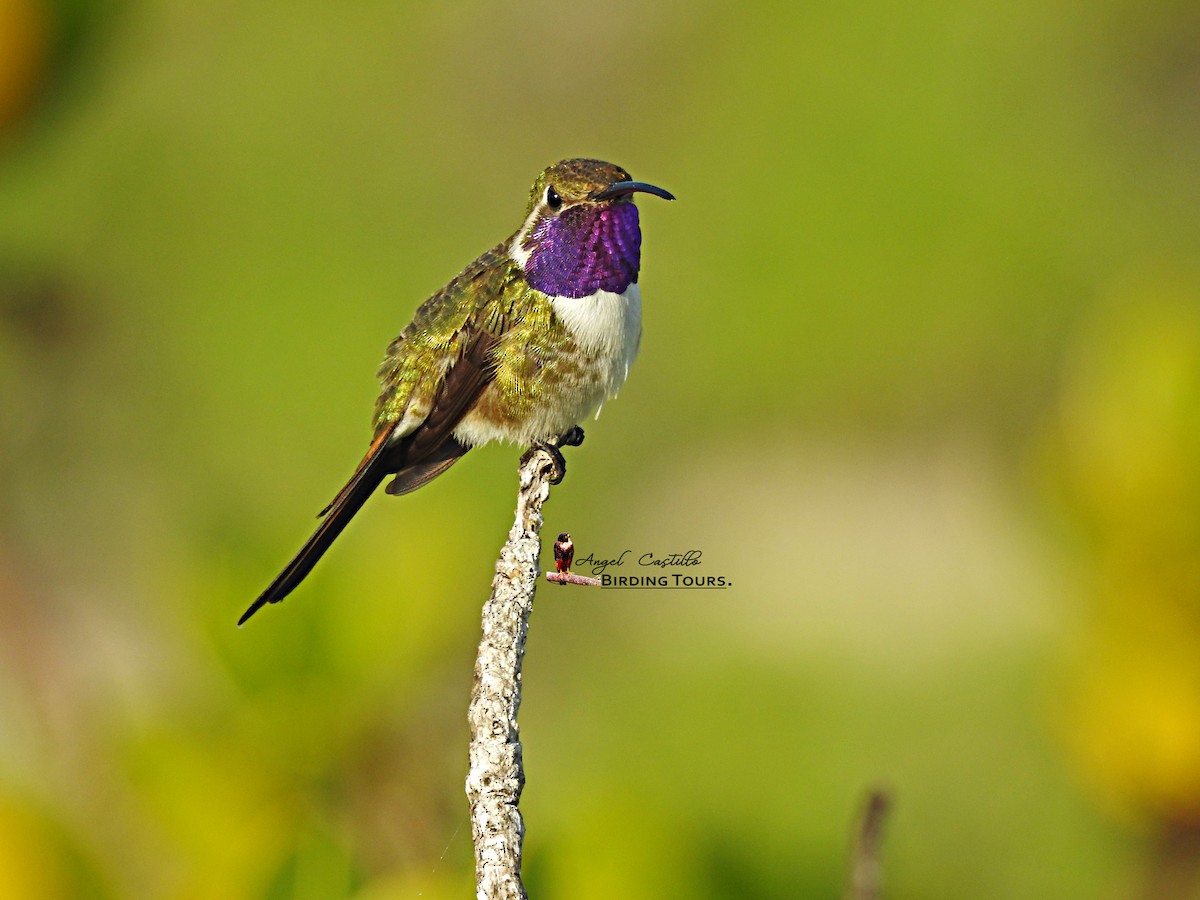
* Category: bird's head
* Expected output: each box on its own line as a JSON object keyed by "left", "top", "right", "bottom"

{"left": 511, "top": 159, "right": 673, "bottom": 298}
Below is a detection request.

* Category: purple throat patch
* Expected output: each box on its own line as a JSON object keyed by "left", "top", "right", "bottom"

{"left": 523, "top": 202, "right": 642, "bottom": 298}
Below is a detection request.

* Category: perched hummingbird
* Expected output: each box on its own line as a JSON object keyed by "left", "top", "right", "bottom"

{"left": 239, "top": 159, "right": 673, "bottom": 625}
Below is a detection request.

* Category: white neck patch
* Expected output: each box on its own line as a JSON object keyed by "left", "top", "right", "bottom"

{"left": 508, "top": 204, "right": 542, "bottom": 270}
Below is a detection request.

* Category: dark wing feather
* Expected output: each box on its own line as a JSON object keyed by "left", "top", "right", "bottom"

{"left": 241, "top": 247, "right": 519, "bottom": 624}
{"left": 384, "top": 328, "right": 499, "bottom": 496}
{"left": 386, "top": 296, "right": 504, "bottom": 496}
{"left": 238, "top": 429, "right": 396, "bottom": 625}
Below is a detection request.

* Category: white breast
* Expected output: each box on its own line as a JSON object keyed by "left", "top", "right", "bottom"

{"left": 450, "top": 283, "right": 644, "bottom": 448}
{"left": 551, "top": 283, "right": 642, "bottom": 407}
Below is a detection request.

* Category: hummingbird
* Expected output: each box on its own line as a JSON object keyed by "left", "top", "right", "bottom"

{"left": 239, "top": 159, "right": 673, "bottom": 625}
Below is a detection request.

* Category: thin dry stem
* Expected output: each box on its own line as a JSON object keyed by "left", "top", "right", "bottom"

{"left": 545, "top": 572, "right": 600, "bottom": 586}
{"left": 845, "top": 788, "right": 891, "bottom": 900}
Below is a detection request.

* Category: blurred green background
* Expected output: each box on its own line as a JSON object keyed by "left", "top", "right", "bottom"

{"left": 2, "top": 0, "right": 1199, "bottom": 897}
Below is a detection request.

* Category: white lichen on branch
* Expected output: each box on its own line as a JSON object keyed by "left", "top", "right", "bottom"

{"left": 465, "top": 444, "right": 561, "bottom": 900}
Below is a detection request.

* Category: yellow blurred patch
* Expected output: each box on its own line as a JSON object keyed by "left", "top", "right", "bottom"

{"left": 1050, "top": 281, "right": 1200, "bottom": 824}
{"left": 0, "top": 799, "right": 72, "bottom": 900}
{"left": 1067, "top": 633, "right": 1200, "bottom": 823}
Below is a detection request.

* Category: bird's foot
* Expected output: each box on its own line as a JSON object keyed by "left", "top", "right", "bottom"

{"left": 521, "top": 442, "right": 567, "bottom": 484}
{"left": 520, "top": 427, "right": 585, "bottom": 485}
{"left": 554, "top": 426, "right": 585, "bottom": 449}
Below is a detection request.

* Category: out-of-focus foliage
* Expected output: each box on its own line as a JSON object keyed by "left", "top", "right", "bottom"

{"left": 1047, "top": 285, "right": 1200, "bottom": 824}
{"left": 0, "top": 0, "right": 1197, "bottom": 897}
{"left": 0, "top": 0, "right": 46, "bottom": 131}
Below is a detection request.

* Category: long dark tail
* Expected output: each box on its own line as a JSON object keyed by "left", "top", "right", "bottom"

{"left": 238, "top": 434, "right": 394, "bottom": 626}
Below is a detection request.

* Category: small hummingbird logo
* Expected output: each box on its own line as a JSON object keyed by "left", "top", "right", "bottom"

{"left": 239, "top": 159, "right": 673, "bottom": 625}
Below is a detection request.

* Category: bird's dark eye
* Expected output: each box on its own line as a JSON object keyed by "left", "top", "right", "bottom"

{"left": 545, "top": 186, "right": 563, "bottom": 210}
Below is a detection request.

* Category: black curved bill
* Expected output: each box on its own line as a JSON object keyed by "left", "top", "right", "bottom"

{"left": 592, "top": 180, "right": 676, "bottom": 202}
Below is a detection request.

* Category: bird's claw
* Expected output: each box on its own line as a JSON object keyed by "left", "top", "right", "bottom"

{"left": 554, "top": 426, "right": 585, "bottom": 449}
{"left": 521, "top": 427, "right": 584, "bottom": 485}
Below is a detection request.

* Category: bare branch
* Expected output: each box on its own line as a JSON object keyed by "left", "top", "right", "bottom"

{"left": 465, "top": 444, "right": 562, "bottom": 900}
{"left": 545, "top": 572, "right": 600, "bottom": 586}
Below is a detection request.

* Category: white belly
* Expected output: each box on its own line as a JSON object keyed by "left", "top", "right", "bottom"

{"left": 451, "top": 283, "right": 643, "bottom": 447}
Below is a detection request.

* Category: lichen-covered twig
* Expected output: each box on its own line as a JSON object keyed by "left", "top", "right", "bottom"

{"left": 465, "top": 444, "right": 562, "bottom": 900}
